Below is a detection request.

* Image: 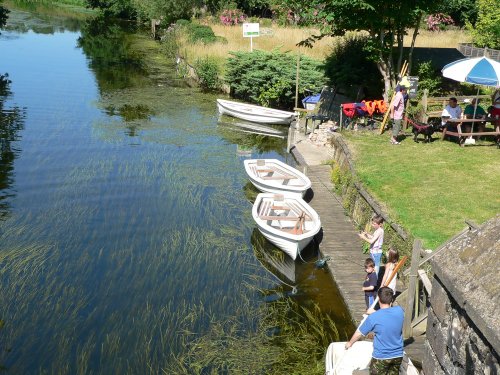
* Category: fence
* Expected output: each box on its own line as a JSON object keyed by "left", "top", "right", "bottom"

{"left": 417, "top": 90, "right": 492, "bottom": 123}
{"left": 458, "top": 43, "right": 500, "bottom": 62}
{"left": 400, "top": 219, "right": 479, "bottom": 338}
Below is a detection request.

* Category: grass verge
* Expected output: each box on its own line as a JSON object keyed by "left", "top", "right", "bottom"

{"left": 341, "top": 130, "right": 500, "bottom": 249}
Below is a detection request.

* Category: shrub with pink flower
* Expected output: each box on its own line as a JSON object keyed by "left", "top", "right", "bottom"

{"left": 219, "top": 9, "right": 247, "bottom": 26}
{"left": 427, "top": 13, "right": 454, "bottom": 31}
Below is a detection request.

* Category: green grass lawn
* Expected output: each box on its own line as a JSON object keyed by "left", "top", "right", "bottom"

{"left": 341, "top": 130, "right": 500, "bottom": 249}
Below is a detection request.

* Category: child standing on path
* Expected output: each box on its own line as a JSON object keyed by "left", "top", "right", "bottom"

{"left": 363, "top": 258, "right": 378, "bottom": 309}
{"left": 381, "top": 248, "right": 399, "bottom": 295}
{"left": 359, "top": 215, "right": 384, "bottom": 274}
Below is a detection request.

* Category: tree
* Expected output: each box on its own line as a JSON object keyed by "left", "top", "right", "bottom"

{"left": 85, "top": 0, "right": 137, "bottom": 19}
{"left": 276, "top": 0, "right": 443, "bottom": 99}
{"left": 0, "top": 1, "right": 9, "bottom": 30}
{"left": 468, "top": 0, "right": 500, "bottom": 49}
{"left": 436, "top": 0, "right": 478, "bottom": 26}
{"left": 131, "top": 0, "right": 194, "bottom": 24}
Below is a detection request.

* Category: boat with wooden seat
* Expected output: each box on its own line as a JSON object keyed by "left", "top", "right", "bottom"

{"left": 252, "top": 193, "right": 321, "bottom": 260}
{"left": 244, "top": 159, "right": 311, "bottom": 198}
{"left": 325, "top": 341, "right": 419, "bottom": 375}
{"left": 217, "top": 99, "right": 296, "bottom": 125}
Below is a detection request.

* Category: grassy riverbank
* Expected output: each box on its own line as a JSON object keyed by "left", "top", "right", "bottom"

{"left": 342, "top": 131, "right": 500, "bottom": 249}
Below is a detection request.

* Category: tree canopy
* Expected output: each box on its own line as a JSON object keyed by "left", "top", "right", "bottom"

{"left": 275, "top": 0, "right": 444, "bottom": 97}
{"left": 0, "top": 1, "right": 9, "bottom": 30}
{"left": 468, "top": 0, "right": 500, "bottom": 49}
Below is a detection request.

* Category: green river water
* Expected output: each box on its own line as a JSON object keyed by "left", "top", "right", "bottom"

{"left": 0, "top": 5, "right": 353, "bottom": 373}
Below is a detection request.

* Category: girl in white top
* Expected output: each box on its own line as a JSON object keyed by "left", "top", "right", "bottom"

{"left": 382, "top": 248, "right": 399, "bottom": 294}
{"left": 359, "top": 215, "right": 384, "bottom": 274}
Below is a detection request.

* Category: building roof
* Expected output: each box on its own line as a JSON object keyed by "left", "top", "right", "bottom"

{"left": 430, "top": 215, "right": 500, "bottom": 352}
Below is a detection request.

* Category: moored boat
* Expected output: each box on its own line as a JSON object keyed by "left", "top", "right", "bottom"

{"left": 325, "top": 342, "right": 420, "bottom": 375}
{"left": 217, "top": 99, "right": 296, "bottom": 125}
{"left": 252, "top": 193, "right": 321, "bottom": 260}
{"left": 244, "top": 159, "right": 311, "bottom": 198}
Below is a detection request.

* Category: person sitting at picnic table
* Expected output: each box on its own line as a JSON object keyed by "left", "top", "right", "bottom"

{"left": 488, "top": 91, "right": 500, "bottom": 129}
{"left": 441, "top": 97, "right": 462, "bottom": 130}
{"left": 463, "top": 98, "right": 487, "bottom": 133}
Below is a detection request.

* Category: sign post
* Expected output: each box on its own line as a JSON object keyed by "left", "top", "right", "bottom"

{"left": 242, "top": 23, "right": 260, "bottom": 52}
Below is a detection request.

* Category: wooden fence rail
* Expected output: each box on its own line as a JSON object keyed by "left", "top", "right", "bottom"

{"left": 458, "top": 43, "right": 500, "bottom": 62}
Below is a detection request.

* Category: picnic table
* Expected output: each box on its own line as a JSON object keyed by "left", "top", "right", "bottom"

{"left": 442, "top": 117, "right": 500, "bottom": 147}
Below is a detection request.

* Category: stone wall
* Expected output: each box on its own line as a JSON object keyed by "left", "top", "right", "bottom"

{"left": 424, "top": 276, "right": 500, "bottom": 374}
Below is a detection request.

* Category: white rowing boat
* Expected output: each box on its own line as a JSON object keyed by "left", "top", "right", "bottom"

{"left": 252, "top": 193, "right": 321, "bottom": 260}
{"left": 244, "top": 159, "right": 311, "bottom": 198}
{"left": 217, "top": 99, "right": 296, "bottom": 125}
{"left": 325, "top": 342, "right": 420, "bottom": 375}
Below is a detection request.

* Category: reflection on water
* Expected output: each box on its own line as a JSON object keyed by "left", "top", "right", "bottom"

{"left": 2, "top": 0, "right": 87, "bottom": 34}
{"left": 77, "top": 16, "right": 148, "bottom": 93}
{"left": 0, "top": 73, "right": 25, "bottom": 220}
{"left": 252, "top": 227, "right": 299, "bottom": 287}
{"left": 0, "top": 5, "right": 353, "bottom": 373}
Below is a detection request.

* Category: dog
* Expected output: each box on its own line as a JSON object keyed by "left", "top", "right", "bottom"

{"left": 410, "top": 120, "right": 439, "bottom": 143}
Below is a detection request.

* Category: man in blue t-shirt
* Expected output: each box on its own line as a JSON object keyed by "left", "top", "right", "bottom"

{"left": 345, "top": 287, "right": 404, "bottom": 374}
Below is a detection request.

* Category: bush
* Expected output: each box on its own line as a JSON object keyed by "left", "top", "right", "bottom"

{"left": 416, "top": 61, "right": 443, "bottom": 96}
{"left": 160, "top": 30, "right": 179, "bottom": 58}
{"left": 323, "top": 34, "right": 382, "bottom": 100}
{"left": 186, "top": 23, "right": 217, "bottom": 44}
{"left": 426, "top": 13, "right": 455, "bottom": 31}
{"left": 195, "top": 57, "right": 221, "bottom": 91}
{"left": 219, "top": 8, "right": 247, "bottom": 25}
{"left": 225, "top": 49, "right": 326, "bottom": 109}
{"left": 176, "top": 19, "right": 191, "bottom": 27}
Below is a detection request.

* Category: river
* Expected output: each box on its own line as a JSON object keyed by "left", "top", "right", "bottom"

{"left": 0, "top": 4, "right": 352, "bottom": 373}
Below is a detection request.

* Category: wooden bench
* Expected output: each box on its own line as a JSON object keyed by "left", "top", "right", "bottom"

{"left": 260, "top": 215, "right": 312, "bottom": 221}
{"left": 260, "top": 175, "right": 298, "bottom": 180}
{"left": 442, "top": 123, "right": 500, "bottom": 147}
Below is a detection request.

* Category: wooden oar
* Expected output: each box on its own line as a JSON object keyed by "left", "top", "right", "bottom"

{"left": 260, "top": 215, "right": 312, "bottom": 221}
{"left": 330, "top": 256, "right": 408, "bottom": 373}
{"left": 366, "top": 255, "right": 408, "bottom": 314}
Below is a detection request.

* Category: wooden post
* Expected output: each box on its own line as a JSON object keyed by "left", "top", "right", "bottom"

{"left": 151, "top": 19, "right": 157, "bottom": 38}
{"left": 295, "top": 52, "right": 300, "bottom": 110}
{"left": 422, "top": 89, "right": 428, "bottom": 123}
{"left": 403, "top": 239, "right": 422, "bottom": 339}
{"left": 340, "top": 105, "right": 343, "bottom": 131}
{"left": 287, "top": 121, "right": 295, "bottom": 153}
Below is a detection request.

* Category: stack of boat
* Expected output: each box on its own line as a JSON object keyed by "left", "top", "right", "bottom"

{"left": 244, "top": 158, "right": 321, "bottom": 260}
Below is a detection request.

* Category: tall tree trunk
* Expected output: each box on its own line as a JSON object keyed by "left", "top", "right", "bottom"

{"left": 377, "top": 58, "right": 392, "bottom": 102}
{"left": 408, "top": 13, "right": 423, "bottom": 75}
{"left": 377, "top": 29, "right": 394, "bottom": 101}
{"left": 396, "top": 26, "right": 404, "bottom": 78}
